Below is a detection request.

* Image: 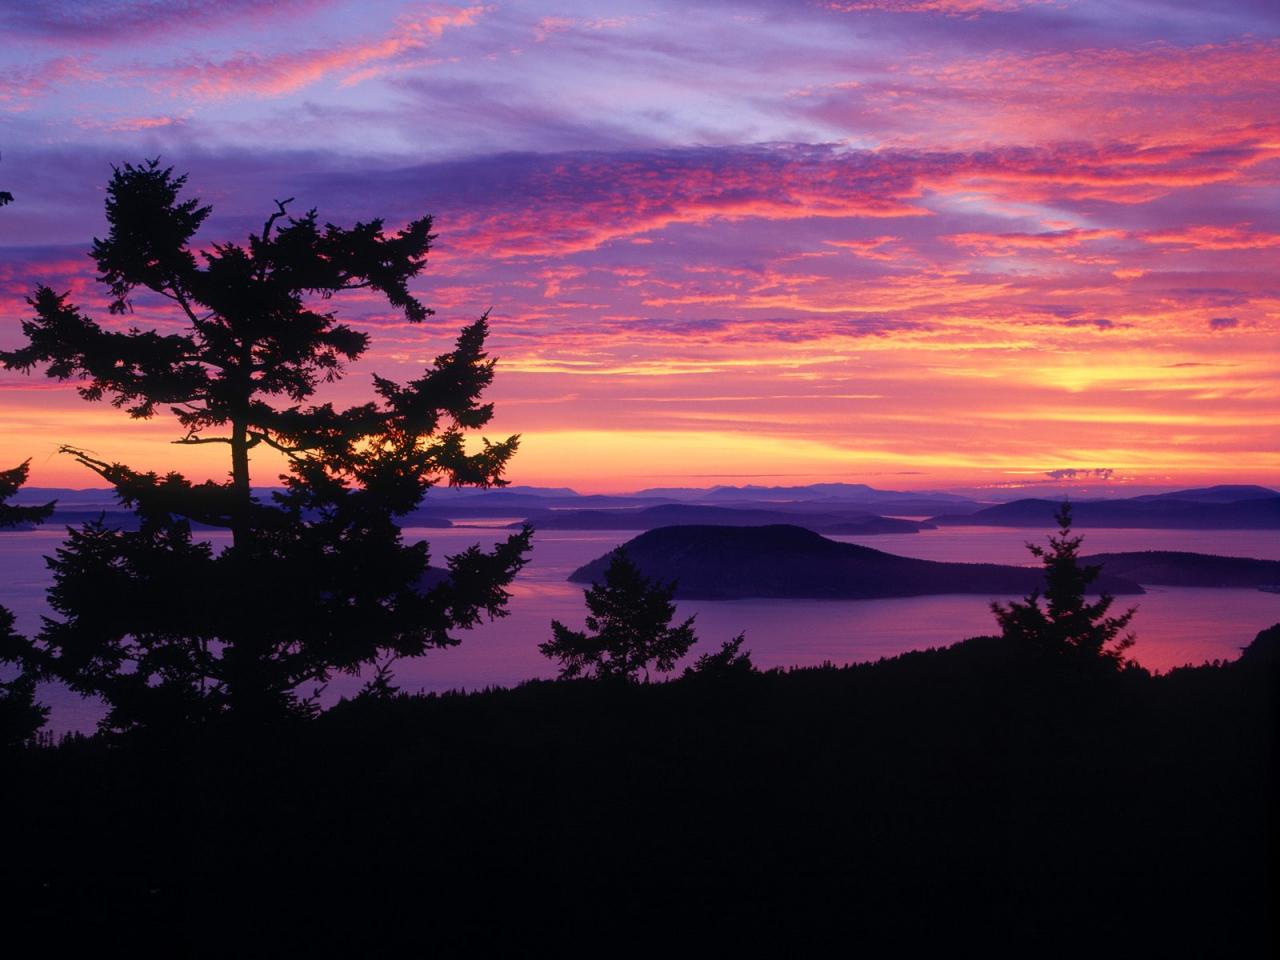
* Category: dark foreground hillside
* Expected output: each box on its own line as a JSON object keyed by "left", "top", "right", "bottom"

{"left": 4, "top": 627, "right": 1275, "bottom": 955}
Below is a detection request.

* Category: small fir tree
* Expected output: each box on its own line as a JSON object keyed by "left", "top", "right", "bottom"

{"left": 990, "top": 502, "right": 1136, "bottom": 669}
{"left": 541, "top": 548, "right": 697, "bottom": 682}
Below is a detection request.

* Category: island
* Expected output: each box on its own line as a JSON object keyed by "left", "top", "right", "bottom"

{"left": 568, "top": 525, "right": 1144, "bottom": 599}
{"left": 1079, "top": 551, "right": 1280, "bottom": 589}
{"left": 930, "top": 486, "right": 1280, "bottom": 529}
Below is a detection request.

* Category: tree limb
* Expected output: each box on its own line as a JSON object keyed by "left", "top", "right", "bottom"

{"left": 262, "top": 197, "right": 295, "bottom": 244}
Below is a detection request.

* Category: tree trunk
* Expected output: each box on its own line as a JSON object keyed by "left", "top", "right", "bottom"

{"left": 230, "top": 417, "right": 251, "bottom": 549}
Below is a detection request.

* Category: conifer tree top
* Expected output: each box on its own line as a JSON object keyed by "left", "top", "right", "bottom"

{"left": 991, "top": 501, "right": 1137, "bottom": 669}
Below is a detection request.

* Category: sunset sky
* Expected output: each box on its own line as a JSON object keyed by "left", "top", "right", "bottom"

{"left": 1, "top": 0, "right": 1277, "bottom": 492}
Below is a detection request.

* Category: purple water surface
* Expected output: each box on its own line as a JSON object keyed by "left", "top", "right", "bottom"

{"left": 3, "top": 523, "right": 1276, "bottom": 733}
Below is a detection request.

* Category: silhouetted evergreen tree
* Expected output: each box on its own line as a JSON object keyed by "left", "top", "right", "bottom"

{"left": 0, "top": 461, "right": 54, "bottom": 746}
{"left": 541, "top": 548, "right": 696, "bottom": 681}
{"left": 990, "top": 501, "right": 1136, "bottom": 668}
{"left": 0, "top": 160, "right": 530, "bottom": 732}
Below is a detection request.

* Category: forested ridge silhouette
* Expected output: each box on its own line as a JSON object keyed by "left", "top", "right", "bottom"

{"left": 3, "top": 625, "right": 1273, "bottom": 953}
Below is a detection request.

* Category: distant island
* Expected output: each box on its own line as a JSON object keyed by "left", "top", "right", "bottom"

{"left": 1079, "top": 551, "right": 1280, "bottom": 589}
{"left": 569, "top": 526, "right": 1280, "bottom": 600}
{"left": 931, "top": 486, "right": 1279, "bottom": 530}
{"left": 569, "top": 525, "right": 1145, "bottom": 599}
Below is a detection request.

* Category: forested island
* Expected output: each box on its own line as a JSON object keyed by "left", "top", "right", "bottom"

{"left": 569, "top": 524, "right": 1145, "bottom": 598}
{"left": 570, "top": 526, "right": 1280, "bottom": 598}
{"left": 932, "top": 487, "right": 1280, "bottom": 529}
{"left": 1080, "top": 551, "right": 1280, "bottom": 588}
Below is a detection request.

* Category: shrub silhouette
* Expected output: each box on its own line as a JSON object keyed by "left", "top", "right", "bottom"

{"left": 541, "top": 547, "right": 697, "bottom": 681}
{"left": 991, "top": 501, "right": 1136, "bottom": 668}
{"left": 0, "top": 160, "right": 531, "bottom": 732}
{"left": 0, "top": 461, "right": 54, "bottom": 746}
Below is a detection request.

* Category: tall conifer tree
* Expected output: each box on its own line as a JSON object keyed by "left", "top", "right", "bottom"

{"left": 1, "top": 160, "right": 530, "bottom": 732}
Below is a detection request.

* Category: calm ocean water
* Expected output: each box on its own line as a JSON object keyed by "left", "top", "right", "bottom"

{"left": 3, "top": 522, "right": 1277, "bottom": 733}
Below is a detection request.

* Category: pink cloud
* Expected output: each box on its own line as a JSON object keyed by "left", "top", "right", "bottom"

{"left": 534, "top": 14, "right": 636, "bottom": 41}
{"left": 823, "top": 0, "right": 1046, "bottom": 14}
{"left": 944, "top": 229, "right": 1126, "bottom": 254}
{"left": 533, "top": 16, "right": 576, "bottom": 42}
{"left": 157, "top": 5, "right": 485, "bottom": 99}
{"left": 441, "top": 154, "right": 928, "bottom": 258}
{"left": 823, "top": 236, "right": 901, "bottom": 260}
{"left": 0, "top": 57, "right": 97, "bottom": 110}
{"left": 798, "top": 39, "right": 1280, "bottom": 148}
{"left": 930, "top": 40, "right": 1280, "bottom": 94}
{"left": 72, "top": 114, "right": 185, "bottom": 132}
{"left": 418, "top": 133, "right": 1279, "bottom": 262}
{"left": 1139, "top": 224, "right": 1280, "bottom": 251}
{"left": 1, "top": 1, "right": 338, "bottom": 45}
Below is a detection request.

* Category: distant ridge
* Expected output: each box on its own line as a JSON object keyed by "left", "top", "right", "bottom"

{"left": 517, "top": 504, "right": 932, "bottom": 534}
{"left": 632, "top": 482, "right": 973, "bottom": 503}
{"left": 13, "top": 483, "right": 1277, "bottom": 530}
{"left": 1130, "top": 485, "right": 1278, "bottom": 503}
{"left": 932, "top": 491, "right": 1280, "bottom": 530}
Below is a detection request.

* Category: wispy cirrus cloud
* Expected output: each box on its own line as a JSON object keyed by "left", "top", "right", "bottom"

{"left": 433, "top": 145, "right": 929, "bottom": 259}
{"left": 398, "top": 136, "right": 1279, "bottom": 259}
{"left": 151, "top": 5, "right": 485, "bottom": 99}
{"left": 822, "top": 0, "right": 1048, "bottom": 14}
{"left": 1139, "top": 224, "right": 1280, "bottom": 251}
{"left": 72, "top": 114, "right": 186, "bottom": 132}
{"left": 792, "top": 39, "right": 1280, "bottom": 148}
{"left": 944, "top": 229, "right": 1125, "bottom": 254}
{"left": 0, "top": 57, "right": 98, "bottom": 110}
{"left": 533, "top": 14, "right": 637, "bottom": 42}
{"left": 0, "top": 0, "right": 338, "bottom": 43}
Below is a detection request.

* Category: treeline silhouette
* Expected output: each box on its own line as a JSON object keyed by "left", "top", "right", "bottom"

{"left": 0, "top": 164, "right": 1273, "bottom": 952}
{"left": 3, "top": 626, "right": 1273, "bottom": 953}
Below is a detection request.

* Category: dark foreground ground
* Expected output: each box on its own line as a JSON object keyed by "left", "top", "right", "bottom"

{"left": 4, "top": 628, "right": 1275, "bottom": 956}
